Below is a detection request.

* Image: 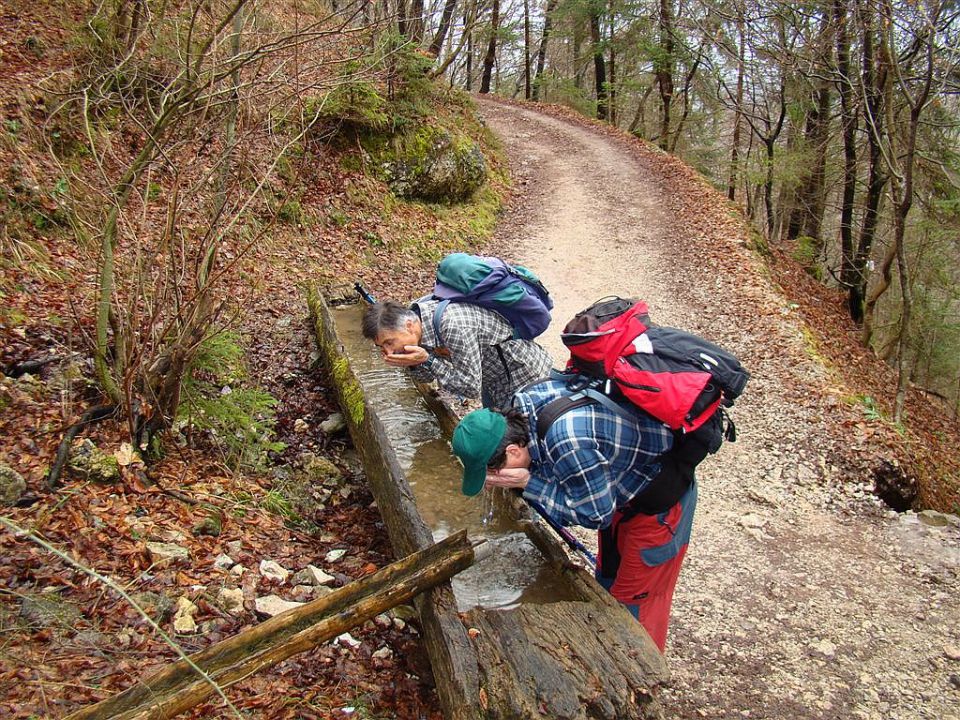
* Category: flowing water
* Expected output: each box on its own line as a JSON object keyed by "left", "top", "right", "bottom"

{"left": 330, "top": 302, "right": 574, "bottom": 611}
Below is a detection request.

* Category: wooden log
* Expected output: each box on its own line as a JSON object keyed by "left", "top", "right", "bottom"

{"left": 309, "top": 289, "right": 669, "bottom": 720}
{"left": 64, "top": 530, "right": 478, "bottom": 720}
{"left": 462, "top": 602, "right": 665, "bottom": 718}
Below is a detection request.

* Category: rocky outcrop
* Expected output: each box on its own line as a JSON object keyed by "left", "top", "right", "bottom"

{"left": 379, "top": 126, "right": 487, "bottom": 202}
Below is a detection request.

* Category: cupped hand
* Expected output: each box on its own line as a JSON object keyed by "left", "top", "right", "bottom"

{"left": 384, "top": 345, "right": 430, "bottom": 367}
{"left": 484, "top": 467, "right": 530, "bottom": 490}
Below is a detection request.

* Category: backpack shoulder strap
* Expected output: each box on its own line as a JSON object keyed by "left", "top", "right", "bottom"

{"left": 536, "top": 394, "right": 598, "bottom": 438}
{"left": 432, "top": 299, "right": 451, "bottom": 348}
{"left": 535, "top": 387, "right": 636, "bottom": 438}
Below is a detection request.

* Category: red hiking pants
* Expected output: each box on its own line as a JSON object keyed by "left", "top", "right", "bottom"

{"left": 596, "top": 482, "right": 697, "bottom": 652}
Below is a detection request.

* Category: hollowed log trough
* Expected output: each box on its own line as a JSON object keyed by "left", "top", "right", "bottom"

{"left": 308, "top": 289, "right": 667, "bottom": 720}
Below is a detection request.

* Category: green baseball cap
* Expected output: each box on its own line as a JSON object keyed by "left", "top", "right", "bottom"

{"left": 452, "top": 408, "right": 507, "bottom": 496}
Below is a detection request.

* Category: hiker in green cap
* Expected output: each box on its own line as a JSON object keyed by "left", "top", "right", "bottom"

{"left": 361, "top": 299, "right": 552, "bottom": 410}
{"left": 451, "top": 378, "right": 693, "bottom": 653}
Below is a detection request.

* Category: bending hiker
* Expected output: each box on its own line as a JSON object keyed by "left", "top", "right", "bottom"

{"left": 361, "top": 299, "right": 552, "bottom": 410}
{"left": 451, "top": 377, "right": 697, "bottom": 652}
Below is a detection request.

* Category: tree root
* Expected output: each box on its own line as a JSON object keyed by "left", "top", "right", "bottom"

{"left": 47, "top": 404, "right": 118, "bottom": 489}
{"left": 2, "top": 355, "right": 60, "bottom": 379}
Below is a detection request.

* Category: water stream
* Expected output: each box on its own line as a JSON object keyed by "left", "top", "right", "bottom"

{"left": 330, "top": 303, "right": 574, "bottom": 611}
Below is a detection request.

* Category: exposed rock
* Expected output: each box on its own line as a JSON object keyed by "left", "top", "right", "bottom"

{"left": 809, "top": 639, "right": 837, "bottom": 659}
{"left": 213, "top": 553, "right": 234, "bottom": 570}
{"left": 382, "top": 127, "right": 487, "bottom": 202}
{"left": 944, "top": 645, "right": 960, "bottom": 661}
{"left": 160, "top": 528, "right": 188, "bottom": 544}
{"left": 259, "top": 560, "right": 290, "bottom": 583}
{"left": 145, "top": 542, "right": 190, "bottom": 568}
{"left": 740, "top": 513, "right": 768, "bottom": 529}
{"left": 319, "top": 412, "right": 346, "bottom": 434}
{"left": 192, "top": 510, "right": 222, "bottom": 537}
{"left": 68, "top": 439, "right": 120, "bottom": 483}
{"left": 918, "top": 510, "right": 952, "bottom": 528}
{"left": 293, "top": 418, "right": 309, "bottom": 433}
{"left": 216, "top": 587, "right": 245, "bottom": 616}
{"left": 289, "top": 584, "right": 318, "bottom": 602}
{"left": 226, "top": 540, "right": 243, "bottom": 556}
{"left": 325, "top": 549, "right": 347, "bottom": 563}
{"left": 293, "top": 564, "right": 336, "bottom": 586}
{"left": 172, "top": 597, "right": 198, "bottom": 634}
{"left": 391, "top": 604, "right": 418, "bottom": 622}
{"left": 372, "top": 646, "right": 394, "bottom": 660}
{"left": 335, "top": 632, "right": 362, "bottom": 649}
{"left": 254, "top": 594, "right": 304, "bottom": 617}
{"left": 300, "top": 453, "right": 344, "bottom": 487}
{"left": 0, "top": 462, "right": 26, "bottom": 505}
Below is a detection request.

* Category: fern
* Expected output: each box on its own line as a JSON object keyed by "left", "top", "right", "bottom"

{"left": 178, "top": 331, "right": 286, "bottom": 470}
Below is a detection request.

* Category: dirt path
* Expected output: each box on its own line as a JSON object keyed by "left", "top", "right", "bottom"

{"left": 476, "top": 97, "right": 960, "bottom": 720}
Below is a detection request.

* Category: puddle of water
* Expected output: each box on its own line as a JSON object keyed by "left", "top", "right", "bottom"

{"left": 330, "top": 303, "right": 575, "bottom": 610}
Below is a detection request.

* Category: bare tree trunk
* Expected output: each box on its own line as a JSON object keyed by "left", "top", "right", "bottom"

{"left": 785, "top": 80, "right": 831, "bottom": 246}
{"left": 532, "top": 0, "right": 557, "bottom": 101}
{"left": 408, "top": 0, "right": 425, "bottom": 42}
{"left": 668, "top": 47, "right": 703, "bottom": 153}
{"left": 397, "top": 0, "right": 408, "bottom": 37}
{"left": 835, "top": 0, "right": 858, "bottom": 288}
{"left": 466, "top": 29, "right": 473, "bottom": 90}
{"left": 590, "top": 7, "right": 607, "bottom": 119}
{"left": 524, "top": 0, "right": 531, "bottom": 99}
{"left": 764, "top": 136, "right": 775, "bottom": 238}
{"left": 628, "top": 84, "right": 653, "bottom": 134}
{"left": 889, "top": 24, "right": 934, "bottom": 421}
{"left": 429, "top": 0, "right": 458, "bottom": 56}
{"left": 850, "top": 0, "right": 887, "bottom": 324}
{"left": 574, "top": 25, "right": 585, "bottom": 89}
{"left": 727, "top": 15, "right": 745, "bottom": 201}
{"left": 480, "top": 0, "right": 499, "bottom": 93}
{"left": 656, "top": 0, "right": 674, "bottom": 149}
{"left": 608, "top": 0, "right": 616, "bottom": 125}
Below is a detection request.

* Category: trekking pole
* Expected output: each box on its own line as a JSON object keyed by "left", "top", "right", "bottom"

{"left": 354, "top": 282, "right": 376, "bottom": 304}
{"left": 526, "top": 499, "right": 597, "bottom": 569}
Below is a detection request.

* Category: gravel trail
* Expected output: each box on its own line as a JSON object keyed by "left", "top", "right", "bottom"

{"left": 476, "top": 96, "right": 960, "bottom": 720}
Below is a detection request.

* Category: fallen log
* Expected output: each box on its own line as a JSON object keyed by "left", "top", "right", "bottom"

{"left": 309, "top": 289, "right": 668, "bottom": 720}
{"left": 64, "top": 530, "right": 480, "bottom": 720}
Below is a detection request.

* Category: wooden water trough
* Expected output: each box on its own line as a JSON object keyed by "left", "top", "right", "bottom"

{"left": 308, "top": 288, "right": 667, "bottom": 720}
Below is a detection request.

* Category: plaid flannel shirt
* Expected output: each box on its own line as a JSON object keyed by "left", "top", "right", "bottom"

{"left": 408, "top": 299, "right": 553, "bottom": 409}
{"left": 514, "top": 379, "right": 674, "bottom": 529}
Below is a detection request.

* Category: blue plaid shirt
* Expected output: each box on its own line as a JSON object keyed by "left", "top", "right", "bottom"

{"left": 514, "top": 379, "right": 674, "bottom": 529}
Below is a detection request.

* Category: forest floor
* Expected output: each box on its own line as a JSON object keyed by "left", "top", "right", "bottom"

{"left": 476, "top": 96, "right": 960, "bottom": 720}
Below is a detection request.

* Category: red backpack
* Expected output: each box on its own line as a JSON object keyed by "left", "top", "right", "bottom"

{"left": 559, "top": 297, "right": 749, "bottom": 433}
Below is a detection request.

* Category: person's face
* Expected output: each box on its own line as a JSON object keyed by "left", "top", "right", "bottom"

{"left": 375, "top": 319, "right": 421, "bottom": 357}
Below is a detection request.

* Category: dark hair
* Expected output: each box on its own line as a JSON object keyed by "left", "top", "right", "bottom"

{"left": 361, "top": 301, "right": 417, "bottom": 340}
{"left": 486, "top": 408, "right": 530, "bottom": 469}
